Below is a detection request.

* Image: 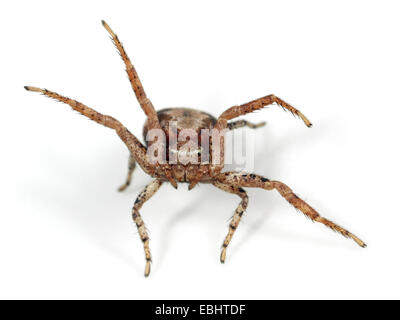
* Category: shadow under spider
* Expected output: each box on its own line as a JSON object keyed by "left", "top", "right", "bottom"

{"left": 25, "top": 116, "right": 336, "bottom": 272}
{"left": 157, "top": 118, "right": 332, "bottom": 266}
{"left": 224, "top": 118, "right": 335, "bottom": 259}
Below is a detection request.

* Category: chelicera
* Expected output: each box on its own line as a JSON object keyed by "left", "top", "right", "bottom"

{"left": 25, "top": 21, "right": 366, "bottom": 277}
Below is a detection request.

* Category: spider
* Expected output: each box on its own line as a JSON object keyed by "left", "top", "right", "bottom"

{"left": 25, "top": 21, "right": 366, "bottom": 277}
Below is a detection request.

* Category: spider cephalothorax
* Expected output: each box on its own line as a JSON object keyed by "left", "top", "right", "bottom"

{"left": 25, "top": 21, "right": 366, "bottom": 277}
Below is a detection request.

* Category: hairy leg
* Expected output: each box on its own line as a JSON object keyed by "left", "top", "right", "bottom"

{"left": 132, "top": 179, "right": 163, "bottom": 277}
{"left": 102, "top": 20, "right": 176, "bottom": 187}
{"left": 102, "top": 20, "right": 157, "bottom": 119}
{"left": 215, "top": 172, "right": 366, "bottom": 248}
{"left": 24, "top": 86, "right": 154, "bottom": 174}
{"left": 213, "top": 181, "right": 249, "bottom": 263}
{"left": 228, "top": 120, "right": 266, "bottom": 130}
{"left": 118, "top": 154, "right": 136, "bottom": 192}
{"left": 211, "top": 95, "right": 311, "bottom": 176}
{"left": 218, "top": 95, "right": 312, "bottom": 128}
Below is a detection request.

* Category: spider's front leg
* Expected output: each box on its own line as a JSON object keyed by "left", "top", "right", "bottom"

{"left": 132, "top": 179, "right": 163, "bottom": 277}
{"left": 215, "top": 172, "right": 366, "bottom": 249}
{"left": 210, "top": 95, "right": 312, "bottom": 176}
{"left": 218, "top": 94, "right": 312, "bottom": 128}
{"left": 102, "top": 20, "right": 177, "bottom": 188}
{"left": 212, "top": 181, "right": 249, "bottom": 263}
{"left": 24, "top": 86, "right": 153, "bottom": 174}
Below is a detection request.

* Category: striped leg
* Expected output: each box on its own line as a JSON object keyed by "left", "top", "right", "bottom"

{"left": 228, "top": 120, "right": 266, "bottom": 130}
{"left": 118, "top": 154, "right": 136, "bottom": 192}
{"left": 132, "top": 179, "right": 163, "bottom": 277}
{"left": 213, "top": 181, "right": 249, "bottom": 263}
{"left": 215, "top": 172, "right": 366, "bottom": 248}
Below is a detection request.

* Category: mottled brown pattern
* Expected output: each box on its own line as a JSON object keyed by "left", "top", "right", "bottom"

{"left": 101, "top": 20, "right": 176, "bottom": 188}
{"left": 25, "top": 21, "right": 366, "bottom": 277}
{"left": 216, "top": 172, "right": 366, "bottom": 248}
{"left": 143, "top": 108, "right": 216, "bottom": 184}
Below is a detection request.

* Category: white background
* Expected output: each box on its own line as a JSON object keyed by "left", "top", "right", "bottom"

{"left": 1, "top": 0, "right": 399, "bottom": 299}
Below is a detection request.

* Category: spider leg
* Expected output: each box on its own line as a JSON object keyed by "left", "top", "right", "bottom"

{"left": 228, "top": 120, "right": 266, "bottom": 130}
{"left": 24, "top": 86, "right": 153, "bottom": 174}
{"left": 213, "top": 181, "right": 249, "bottom": 263}
{"left": 118, "top": 154, "right": 137, "bottom": 192}
{"left": 210, "top": 95, "right": 311, "bottom": 176}
{"left": 218, "top": 95, "right": 312, "bottom": 128}
{"left": 215, "top": 172, "right": 366, "bottom": 248}
{"left": 132, "top": 179, "right": 163, "bottom": 277}
{"left": 102, "top": 20, "right": 177, "bottom": 188}
{"left": 101, "top": 20, "right": 157, "bottom": 119}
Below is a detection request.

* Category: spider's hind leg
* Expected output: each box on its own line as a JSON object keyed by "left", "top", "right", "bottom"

{"left": 118, "top": 154, "right": 136, "bottom": 192}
